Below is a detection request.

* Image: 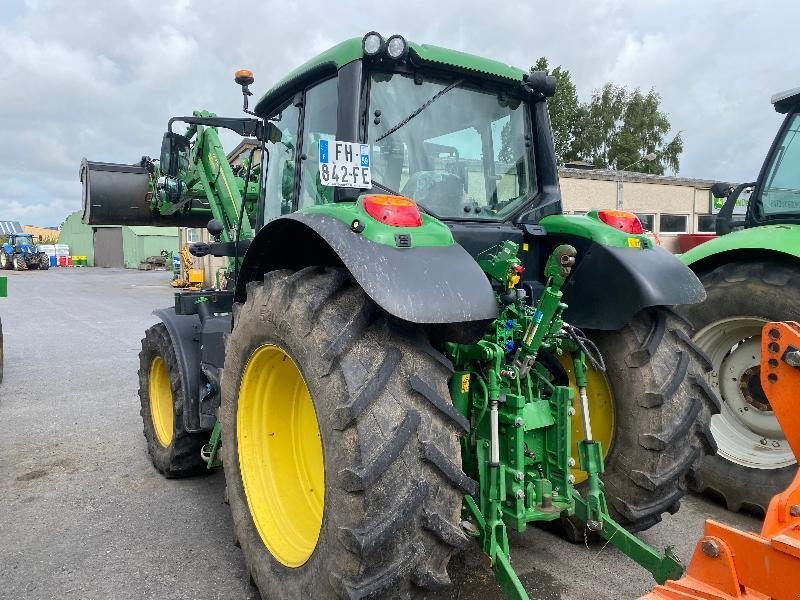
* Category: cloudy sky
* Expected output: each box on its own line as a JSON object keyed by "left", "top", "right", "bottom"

{"left": 0, "top": 0, "right": 796, "bottom": 226}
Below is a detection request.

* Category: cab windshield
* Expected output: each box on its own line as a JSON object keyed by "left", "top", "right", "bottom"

{"left": 755, "top": 113, "right": 800, "bottom": 220}
{"left": 367, "top": 72, "right": 534, "bottom": 220}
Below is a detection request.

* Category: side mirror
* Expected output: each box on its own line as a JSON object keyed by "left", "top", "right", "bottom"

{"left": 160, "top": 131, "right": 190, "bottom": 177}
{"left": 710, "top": 182, "right": 733, "bottom": 199}
{"left": 522, "top": 71, "right": 557, "bottom": 98}
{"left": 716, "top": 181, "right": 756, "bottom": 235}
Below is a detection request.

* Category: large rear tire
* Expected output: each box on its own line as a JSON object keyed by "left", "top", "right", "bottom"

{"left": 138, "top": 323, "right": 208, "bottom": 477}
{"left": 0, "top": 252, "right": 10, "bottom": 270}
{"left": 580, "top": 308, "right": 719, "bottom": 531}
{"left": 679, "top": 261, "right": 799, "bottom": 513}
{"left": 221, "top": 267, "right": 472, "bottom": 599}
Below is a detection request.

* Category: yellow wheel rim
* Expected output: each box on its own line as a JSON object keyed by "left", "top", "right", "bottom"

{"left": 237, "top": 345, "right": 324, "bottom": 568}
{"left": 149, "top": 356, "right": 174, "bottom": 447}
{"left": 558, "top": 354, "right": 615, "bottom": 484}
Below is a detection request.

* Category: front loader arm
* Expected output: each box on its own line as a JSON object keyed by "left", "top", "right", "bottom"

{"left": 190, "top": 114, "right": 255, "bottom": 243}
{"left": 159, "top": 111, "right": 257, "bottom": 245}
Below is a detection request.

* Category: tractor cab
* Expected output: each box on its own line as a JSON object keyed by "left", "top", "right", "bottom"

{"left": 364, "top": 63, "right": 534, "bottom": 221}
{"left": 9, "top": 233, "right": 36, "bottom": 252}
{"left": 746, "top": 88, "right": 800, "bottom": 226}
{"left": 251, "top": 34, "right": 561, "bottom": 260}
{"left": 714, "top": 88, "right": 800, "bottom": 234}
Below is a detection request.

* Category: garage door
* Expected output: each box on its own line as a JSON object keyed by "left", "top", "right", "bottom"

{"left": 93, "top": 227, "right": 124, "bottom": 268}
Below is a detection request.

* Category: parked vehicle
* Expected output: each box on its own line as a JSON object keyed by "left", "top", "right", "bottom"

{"left": 82, "top": 34, "right": 719, "bottom": 598}
{"left": 680, "top": 88, "right": 800, "bottom": 514}
{"left": 0, "top": 233, "right": 50, "bottom": 271}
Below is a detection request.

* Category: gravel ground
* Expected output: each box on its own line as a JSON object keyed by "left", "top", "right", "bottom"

{"left": 0, "top": 268, "right": 761, "bottom": 600}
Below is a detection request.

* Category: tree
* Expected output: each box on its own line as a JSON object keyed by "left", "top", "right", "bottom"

{"left": 566, "top": 84, "right": 683, "bottom": 175}
{"left": 532, "top": 57, "right": 579, "bottom": 165}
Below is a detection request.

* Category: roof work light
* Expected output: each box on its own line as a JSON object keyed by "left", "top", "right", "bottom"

{"left": 386, "top": 35, "right": 408, "bottom": 60}
{"left": 362, "top": 32, "right": 385, "bottom": 56}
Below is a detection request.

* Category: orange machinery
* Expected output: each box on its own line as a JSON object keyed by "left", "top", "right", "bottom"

{"left": 171, "top": 245, "right": 204, "bottom": 290}
{"left": 643, "top": 321, "right": 800, "bottom": 600}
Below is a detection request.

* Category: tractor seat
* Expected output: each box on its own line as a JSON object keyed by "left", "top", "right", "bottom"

{"left": 401, "top": 171, "right": 465, "bottom": 215}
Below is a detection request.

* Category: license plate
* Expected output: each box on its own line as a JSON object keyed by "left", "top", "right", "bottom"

{"left": 318, "top": 140, "right": 372, "bottom": 189}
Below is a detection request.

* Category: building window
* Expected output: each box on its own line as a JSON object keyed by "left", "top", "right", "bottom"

{"left": 635, "top": 213, "right": 655, "bottom": 231}
{"left": 187, "top": 228, "right": 202, "bottom": 243}
{"left": 659, "top": 214, "right": 689, "bottom": 233}
{"left": 697, "top": 214, "right": 716, "bottom": 233}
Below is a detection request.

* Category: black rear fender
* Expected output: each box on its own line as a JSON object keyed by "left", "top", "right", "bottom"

{"left": 557, "top": 242, "right": 705, "bottom": 330}
{"left": 235, "top": 213, "right": 498, "bottom": 339}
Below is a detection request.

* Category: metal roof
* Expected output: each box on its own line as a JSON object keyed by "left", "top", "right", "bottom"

{"left": 559, "top": 167, "right": 718, "bottom": 189}
{"left": 0, "top": 221, "right": 23, "bottom": 234}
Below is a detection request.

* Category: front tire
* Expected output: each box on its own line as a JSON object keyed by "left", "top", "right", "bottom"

{"left": 679, "top": 261, "right": 799, "bottom": 513}
{"left": 138, "top": 323, "right": 208, "bottom": 477}
{"left": 221, "top": 267, "right": 472, "bottom": 599}
{"left": 12, "top": 255, "right": 26, "bottom": 271}
{"left": 583, "top": 308, "right": 719, "bottom": 531}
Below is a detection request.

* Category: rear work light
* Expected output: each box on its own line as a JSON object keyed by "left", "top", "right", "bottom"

{"left": 362, "top": 195, "right": 423, "bottom": 227}
{"left": 597, "top": 209, "right": 644, "bottom": 234}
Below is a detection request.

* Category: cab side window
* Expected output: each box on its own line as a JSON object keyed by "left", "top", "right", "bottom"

{"left": 299, "top": 78, "right": 338, "bottom": 209}
{"left": 262, "top": 101, "right": 301, "bottom": 223}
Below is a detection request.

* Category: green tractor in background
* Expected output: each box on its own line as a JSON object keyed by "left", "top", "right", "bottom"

{"left": 679, "top": 88, "right": 800, "bottom": 514}
{"left": 82, "top": 33, "right": 720, "bottom": 598}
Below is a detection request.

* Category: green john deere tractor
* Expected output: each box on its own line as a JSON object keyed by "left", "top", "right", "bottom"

{"left": 81, "top": 34, "right": 719, "bottom": 598}
{"left": 679, "top": 88, "right": 800, "bottom": 514}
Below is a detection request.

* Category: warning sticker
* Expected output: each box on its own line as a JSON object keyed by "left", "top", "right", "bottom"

{"left": 318, "top": 140, "right": 372, "bottom": 189}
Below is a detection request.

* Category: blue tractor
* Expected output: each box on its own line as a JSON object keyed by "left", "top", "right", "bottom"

{"left": 0, "top": 233, "right": 50, "bottom": 271}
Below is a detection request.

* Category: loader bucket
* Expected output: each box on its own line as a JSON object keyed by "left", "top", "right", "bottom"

{"left": 80, "top": 159, "right": 208, "bottom": 227}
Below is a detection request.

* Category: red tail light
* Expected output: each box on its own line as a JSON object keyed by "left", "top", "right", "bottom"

{"left": 597, "top": 209, "right": 644, "bottom": 234}
{"left": 362, "top": 195, "right": 422, "bottom": 227}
